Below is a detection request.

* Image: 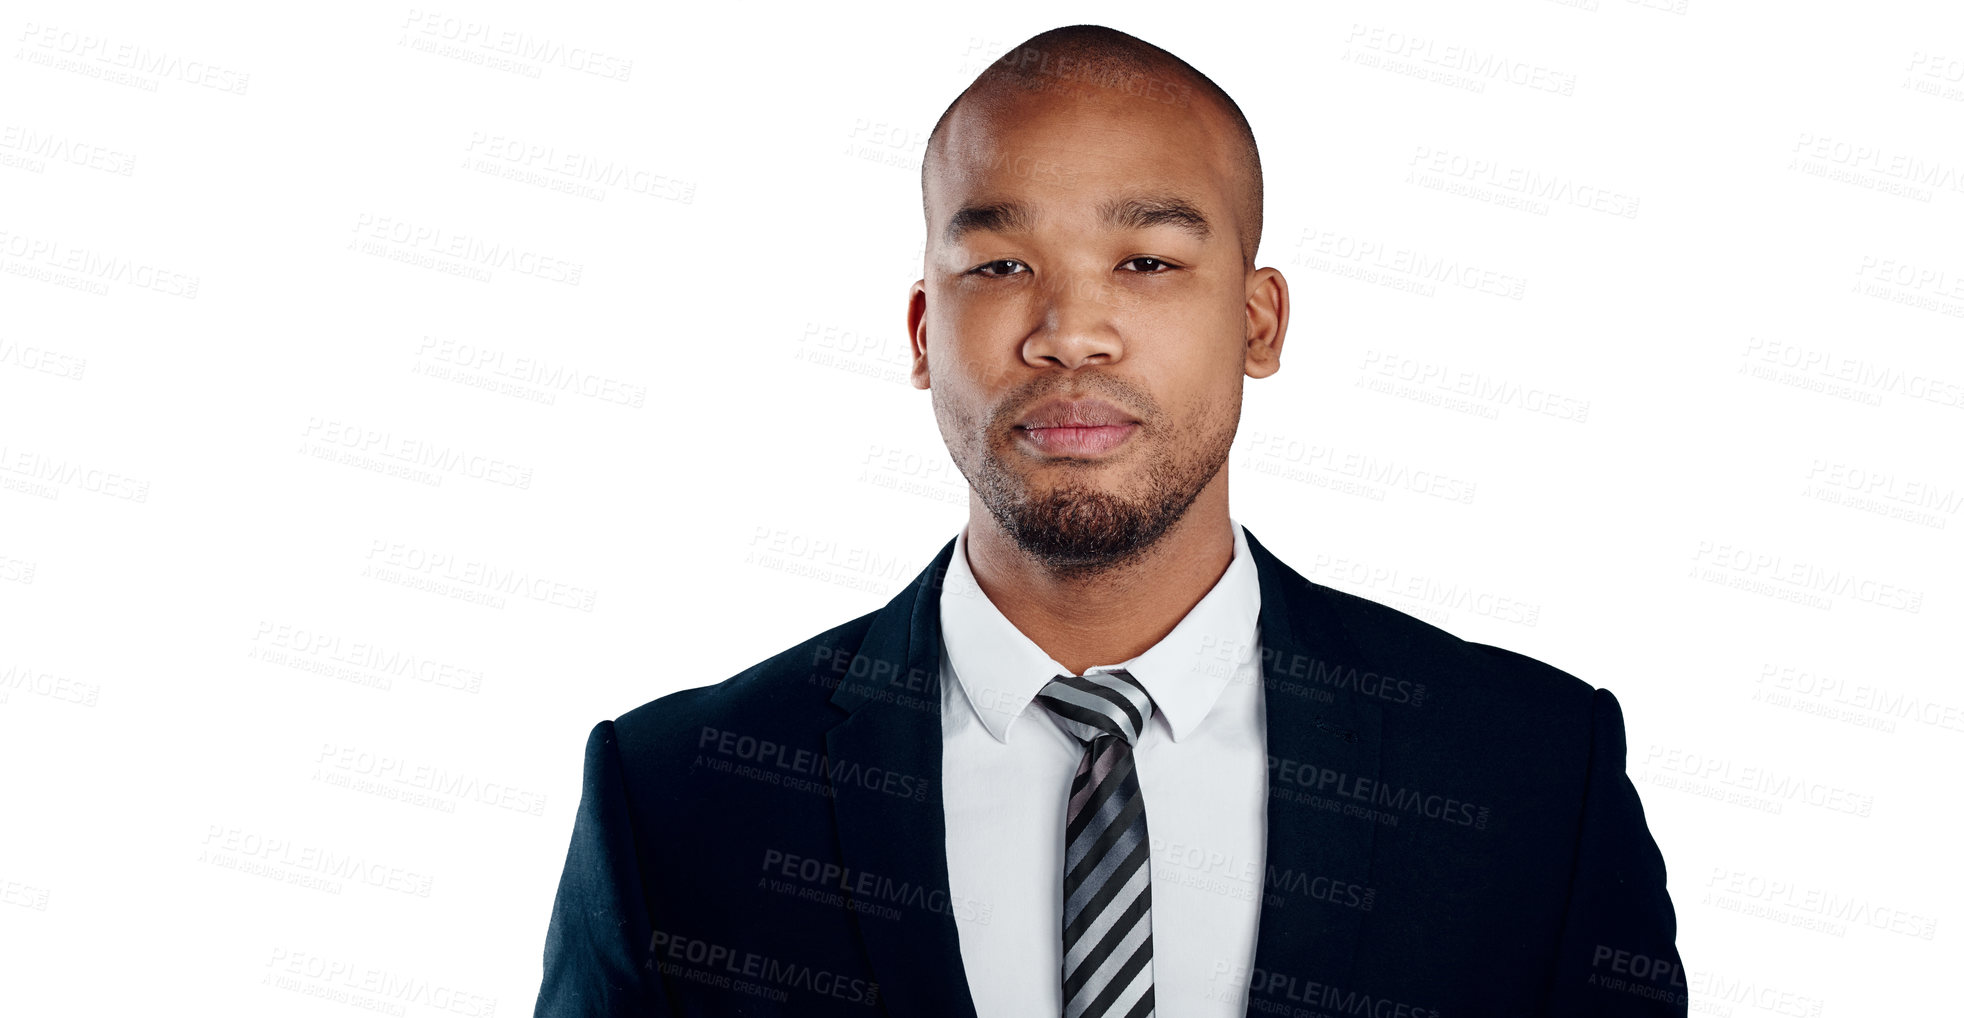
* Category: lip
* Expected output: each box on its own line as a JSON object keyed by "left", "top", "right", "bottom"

{"left": 1016, "top": 422, "right": 1139, "bottom": 457}
{"left": 1013, "top": 399, "right": 1141, "bottom": 458}
{"left": 1016, "top": 398, "right": 1139, "bottom": 429}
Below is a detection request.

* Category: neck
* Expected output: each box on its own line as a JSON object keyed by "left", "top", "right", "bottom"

{"left": 962, "top": 477, "right": 1235, "bottom": 676}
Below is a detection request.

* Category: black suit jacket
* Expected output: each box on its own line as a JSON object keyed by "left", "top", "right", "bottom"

{"left": 534, "top": 527, "right": 1686, "bottom": 1017}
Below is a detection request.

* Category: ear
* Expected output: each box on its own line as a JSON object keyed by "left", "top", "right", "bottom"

{"left": 907, "top": 280, "right": 931, "bottom": 389}
{"left": 1243, "top": 266, "right": 1288, "bottom": 379}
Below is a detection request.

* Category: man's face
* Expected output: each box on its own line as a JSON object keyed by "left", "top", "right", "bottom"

{"left": 910, "top": 84, "right": 1282, "bottom": 575}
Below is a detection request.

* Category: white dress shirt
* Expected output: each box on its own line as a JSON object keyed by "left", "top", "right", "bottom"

{"left": 939, "top": 517, "right": 1268, "bottom": 1017}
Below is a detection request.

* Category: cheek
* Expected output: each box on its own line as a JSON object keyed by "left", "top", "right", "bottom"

{"left": 1168, "top": 342, "right": 1246, "bottom": 421}
{"left": 938, "top": 290, "right": 1029, "bottom": 339}
{"left": 1159, "top": 289, "right": 1244, "bottom": 345}
{"left": 1161, "top": 305, "right": 1246, "bottom": 375}
{"left": 927, "top": 297, "right": 994, "bottom": 367}
{"left": 931, "top": 311, "right": 1028, "bottom": 386}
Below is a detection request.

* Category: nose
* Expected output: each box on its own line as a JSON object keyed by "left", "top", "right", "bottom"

{"left": 1022, "top": 274, "right": 1124, "bottom": 370}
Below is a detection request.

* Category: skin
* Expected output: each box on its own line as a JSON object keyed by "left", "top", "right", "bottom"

{"left": 908, "top": 78, "right": 1289, "bottom": 676}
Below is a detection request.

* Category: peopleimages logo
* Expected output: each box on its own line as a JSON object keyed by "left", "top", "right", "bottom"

{"left": 646, "top": 931, "right": 879, "bottom": 1006}
{"left": 1268, "top": 756, "right": 1488, "bottom": 828}
{"left": 1257, "top": 647, "right": 1428, "bottom": 706}
{"left": 759, "top": 849, "right": 994, "bottom": 925}
{"left": 697, "top": 727, "right": 930, "bottom": 802}
{"left": 1218, "top": 960, "right": 1442, "bottom": 1018}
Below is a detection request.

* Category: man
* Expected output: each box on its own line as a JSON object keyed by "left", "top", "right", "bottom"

{"left": 534, "top": 24, "right": 1685, "bottom": 1018}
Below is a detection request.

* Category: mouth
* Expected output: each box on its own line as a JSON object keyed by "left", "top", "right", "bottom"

{"left": 1012, "top": 397, "right": 1141, "bottom": 458}
{"left": 1014, "top": 422, "right": 1140, "bottom": 457}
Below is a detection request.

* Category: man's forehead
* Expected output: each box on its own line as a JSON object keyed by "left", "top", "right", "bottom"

{"left": 934, "top": 84, "right": 1229, "bottom": 172}
{"left": 926, "top": 89, "right": 1237, "bottom": 215}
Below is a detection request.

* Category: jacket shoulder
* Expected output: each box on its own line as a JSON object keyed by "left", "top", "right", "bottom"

{"left": 611, "top": 606, "right": 884, "bottom": 759}
{"left": 1304, "top": 577, "right": 1597, "bottom": 714}
{"left": 1300, "top": 575, "right": 1619, "bottom": 820}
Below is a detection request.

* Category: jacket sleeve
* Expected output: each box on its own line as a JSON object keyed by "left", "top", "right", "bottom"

{"left": 1543, "top": 688, "right": 1689, "bottom": 1017}
{"left": 534, "top": 720, "right": 668, "bottom": 1018}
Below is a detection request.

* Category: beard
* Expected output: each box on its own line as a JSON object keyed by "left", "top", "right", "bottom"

{"left": 949, "top": 385, "right": 1239, "bottom": 580}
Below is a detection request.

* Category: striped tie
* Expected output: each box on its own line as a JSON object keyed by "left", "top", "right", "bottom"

{"left": 1034, "top": 668, "right": 1156, "bottom": 1018}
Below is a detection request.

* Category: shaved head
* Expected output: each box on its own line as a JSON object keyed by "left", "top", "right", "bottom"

{"left": 906, "top": 23, "right": 1290, "bottom": 585}
{"left": 923, "top": 25, "right": 1265, "bottom": 267}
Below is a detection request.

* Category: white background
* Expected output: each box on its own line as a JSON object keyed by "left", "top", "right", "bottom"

{"left": 3, "top": 0, "right": 1959, "bottom": 1013}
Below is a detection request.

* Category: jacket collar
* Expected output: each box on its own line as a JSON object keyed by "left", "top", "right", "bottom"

{"left": 939, "top": 518, "right": 1263, "bottom": 745}
{"left": 824, "top": 525, "right": 1383, "bottom": 1013}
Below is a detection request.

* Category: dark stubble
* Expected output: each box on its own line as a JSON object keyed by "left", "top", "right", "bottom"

{"left": 940, "top": 376, "right": 1238, "bottom": 580}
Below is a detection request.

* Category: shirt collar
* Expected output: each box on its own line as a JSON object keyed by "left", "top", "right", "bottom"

{"left": 939, "top": 517, "right": 1262, "bottom": 745}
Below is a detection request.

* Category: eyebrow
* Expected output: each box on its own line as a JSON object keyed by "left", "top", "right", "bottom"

{"left": 945, "top": 201, "right": 1035, "bottom": 244}
{"left": 943, "top": 193, "right": 1213, "bottom": 244}
{"left": 1100, "top": 195, "right": 1212, "bottom": 240}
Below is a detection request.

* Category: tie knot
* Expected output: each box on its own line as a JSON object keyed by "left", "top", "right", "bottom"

{"left": 1034, "top": 668, "right": 1154, "bottom": 747}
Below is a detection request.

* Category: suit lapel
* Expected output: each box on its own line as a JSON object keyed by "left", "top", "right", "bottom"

{"left": 1243, "top": 527, "right": 1384, "bottom": 992}
{"left": 824, "top": 536, "right": 980, "bottom": 1017}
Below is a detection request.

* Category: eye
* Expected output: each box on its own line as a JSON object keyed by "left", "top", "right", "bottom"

{"left": 1120, "top": 256, "right": 1176, "bottom": 273}
{"left": 970, "top": 259, "right": 1028, "bottom": 277}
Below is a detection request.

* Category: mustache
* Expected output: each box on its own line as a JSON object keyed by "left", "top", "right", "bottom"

{"left": 991, "top": 377, "right": 1155, "bottom": 430}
